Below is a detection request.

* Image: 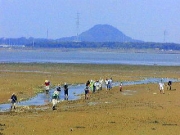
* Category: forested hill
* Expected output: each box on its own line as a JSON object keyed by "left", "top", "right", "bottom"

{"left": 0, "top": 38, "right": 180, "bottom": 51}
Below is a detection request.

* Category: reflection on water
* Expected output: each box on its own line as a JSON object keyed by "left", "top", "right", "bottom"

{"left": 0, "top": 78, "right": 179, "bottom": 112}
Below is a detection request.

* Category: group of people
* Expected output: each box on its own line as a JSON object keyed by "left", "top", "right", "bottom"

{"left": 84, "top": 78, "right": 115, "bottom": 100}
{"left": 50, "top": 78, "right": 116, "bottom": 109}
{"left": 158, "top": 80, "right": 173, "bottom": 94}
{"left": 48, "top": 81, "right": 69, "bottom": 110}
{"left": 9, "top": 77, "right": 121, "bottom": 111}
{"left": 86, "top": 79, "right": 103, "bottom": 92}
{"left": 10, "top": 78, "right": 172, "bottom": 111}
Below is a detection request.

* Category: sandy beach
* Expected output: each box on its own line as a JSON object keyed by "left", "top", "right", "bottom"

{"left": 0, "top": 63, "right": 180, "bottom": 135}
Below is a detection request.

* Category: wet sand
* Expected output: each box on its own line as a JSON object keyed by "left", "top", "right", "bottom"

{"left": 0, "top": 63, "right": 180, "bottom": 135}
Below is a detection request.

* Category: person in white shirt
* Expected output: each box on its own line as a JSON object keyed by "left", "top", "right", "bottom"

{"left": 105, "top": 78, "right": 109, "bottom": 90}
{"left": 52, "top": 90, "right": 59, "bottom": 110}
{"left": 159, "top": 80, "right": 165, "bottom": 94}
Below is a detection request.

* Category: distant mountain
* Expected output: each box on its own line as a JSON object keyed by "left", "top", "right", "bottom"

{"left": 0, "top": 24, "right": 142, "bottom": 44}
{"left": 58, "top": 24, "right": 142, "bottom": 42}
{"left": 1, "top": 28, "right": 180, "bottom": 50}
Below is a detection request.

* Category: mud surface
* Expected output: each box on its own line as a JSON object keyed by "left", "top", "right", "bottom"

{"left": 0, "top": 63, "right": 180, "bottom": 135}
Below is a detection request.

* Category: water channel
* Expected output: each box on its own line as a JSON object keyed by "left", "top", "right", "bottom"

{"left": 0, "top": 77, "right": 179, "bottom": 112}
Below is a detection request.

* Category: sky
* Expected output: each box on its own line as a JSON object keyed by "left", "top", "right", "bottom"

{"left": 0, "top": 0, "right": 180, "bottom": 43}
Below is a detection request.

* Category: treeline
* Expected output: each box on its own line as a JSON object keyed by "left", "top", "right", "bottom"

{"left": 1, "top": 37, "right": 180, "bottom": 50}
{"left": 26, "top": 41, "right": 180, "bottom": 50}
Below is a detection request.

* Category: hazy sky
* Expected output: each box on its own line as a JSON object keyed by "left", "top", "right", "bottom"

{"left": 0, "top": 0, "right": 180, "bottom": 43}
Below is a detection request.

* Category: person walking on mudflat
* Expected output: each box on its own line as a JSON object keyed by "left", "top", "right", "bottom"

{"left": 107, "top": 78, "right": 113, "bottom": 90}
{"left": 84, "top": 85, "right": 90, "bottom": 100}
{"left": 64, "top": 82, "right": 68, "bottom": 100}
{"left": 44, "top": 80, "right": 50, "bottom": 94}
{"left": 159, "top": 80, "right": 165, "bottom": 94}
{"left": 109, "top": 78, "right": 113, "bottom": 90}
{"left": 105, "top": 78, "right": 109, "bottom": 90}
{"left": 10, "top": 93, "right": 17, "bottom": 110}
{"left": 56, "top": 84, "right": 61, "bottom": 100}
{"left": 119, "top": 82, "right": 123, "bottom": 92}
{"left": 52, "top": 90, "right": 59, "bottom": 110}
{"left": 167, "top": 81, "right": 172, "bottom": 90}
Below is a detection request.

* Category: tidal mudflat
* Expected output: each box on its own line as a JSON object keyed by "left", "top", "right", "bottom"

{"left": 0, "top": 63, "right": 180, "bottom": 135}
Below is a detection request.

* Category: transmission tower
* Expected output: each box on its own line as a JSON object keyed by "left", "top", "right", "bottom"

{"left": 163, "top": 30, "right": 167, "bottom": 43}
{"left": 76, "top": 12, "right": 80, "bottom": 42}
{"left": 47, "top": 29, "right": 49, "bottom": 39}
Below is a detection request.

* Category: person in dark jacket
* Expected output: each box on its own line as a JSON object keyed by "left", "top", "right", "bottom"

{"left": 84, "top": 85, "right": 90, "bottom": 100}
{"left": 168, "top": 81, "right": 172, "bottom": 90}
{"left": 64, "top": 82, "right": 68, "bottom": 100}
{"left": 10, "top": 93, "right": 17, "bottom": 110}
{"left": 56, "top": 84, "right": 61, "bottom": 100}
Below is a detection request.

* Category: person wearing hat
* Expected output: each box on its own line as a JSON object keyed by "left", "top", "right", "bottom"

{"left": 44, "top": 80, "right": 50, "bottom": 94}
{"left": 10, "top": 93, "right": 17, "bottom": 110}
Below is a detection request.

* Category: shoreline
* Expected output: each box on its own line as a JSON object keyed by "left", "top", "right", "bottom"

{"left": 1, "top": 47, "right": 180, "bottom": 54}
